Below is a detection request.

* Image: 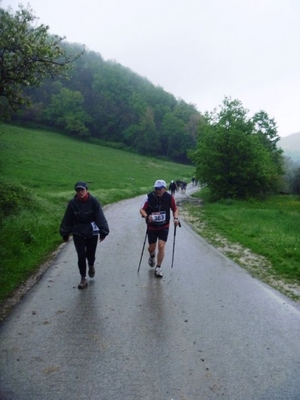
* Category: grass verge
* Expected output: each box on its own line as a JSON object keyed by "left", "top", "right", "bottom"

{"left": 179, "top": 188, "right": 300, "bottom": 300}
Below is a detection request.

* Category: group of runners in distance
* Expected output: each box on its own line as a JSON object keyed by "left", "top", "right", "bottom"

{"left": 168, "top": 179, "right": 188, "bottom": 196}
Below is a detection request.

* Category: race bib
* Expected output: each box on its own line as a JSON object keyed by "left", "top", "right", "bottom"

{"left": 91, "top": 222, "right": 100, "bottom": 235}
{"left": 151, "top": 211, "right": 166, "bottom": 224}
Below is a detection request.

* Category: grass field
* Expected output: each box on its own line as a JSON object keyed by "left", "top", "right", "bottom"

{"left": 0, "top": 124, "right": 195, "bottom": 304}
{"left": 182, "top": 188, "right": 300, "bottom": 299}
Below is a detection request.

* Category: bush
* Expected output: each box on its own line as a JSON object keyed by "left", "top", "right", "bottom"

{"left": 0, "top": 181, "right": 34, "bottom": 220}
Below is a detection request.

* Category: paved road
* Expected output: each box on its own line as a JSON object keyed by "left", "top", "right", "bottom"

{"left": 1, "top": 185, "right": 300, "bottom": 399}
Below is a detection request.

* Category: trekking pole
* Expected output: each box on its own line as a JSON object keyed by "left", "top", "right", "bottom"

{"left": 171, "top": 221, "right": 181, "bottom": 268}
{"left": 137, "top": 229, "right": 148, "bottom": 273}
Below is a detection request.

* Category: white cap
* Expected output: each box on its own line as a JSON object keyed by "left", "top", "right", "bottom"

{"left": 153, "top": 179, "right": 166, "bottom": 188}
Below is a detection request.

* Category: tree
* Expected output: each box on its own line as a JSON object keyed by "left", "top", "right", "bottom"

{"left": 0, "top": 4, "right": 84, "bottom": 119}
{"left": 252, "top": 111, "right": 279, "bottom": 151}
{"left": 251, "top": 110, "right": 283, "bottom": 175}
{"left": 124, "top": 107, "right": 161, "bottom": 154}
{"left": 291, "top": 167, "right": 300, "bottom": 194}
{"left": 139, "top": 107, "right": 161, "bottom": 155}
{"left": 161, "top": 112, "right": 186, "bottom": 159}
{"left": 45, "top": 86, "right": 90, "bottom": 137}
{"left": 190, "top": 97, "right": 283, "bottom": 200}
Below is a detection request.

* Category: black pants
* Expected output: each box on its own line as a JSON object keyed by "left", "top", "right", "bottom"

{"left": 73, "top": 234, "right": 98, "bottom": 278}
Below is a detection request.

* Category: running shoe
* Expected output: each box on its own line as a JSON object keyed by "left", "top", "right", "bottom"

{"left": 154, "top": 267, "right": 163, "bottom": 278}
{"left": 88, "top": 265, "right": 95, "bottom": 278}
{"left": 78, "top": 277, "right": 88, "bottom": 289}
{"left": 148, "top": 255, "right": 155, "bottom": 268}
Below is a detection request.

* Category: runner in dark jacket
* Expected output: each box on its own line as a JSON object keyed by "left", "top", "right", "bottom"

{"left": 140, "top": 179, "right": 179, "bottom": 278}
{"left": 169, "top": 180, "right": 177, "bottom": 196}
{"left": 60, "top": 181, "right": 109, "bottom": 289}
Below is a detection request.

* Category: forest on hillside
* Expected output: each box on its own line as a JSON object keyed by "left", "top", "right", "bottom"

{"left": 4, "top": 4, "right": 298, "bottom": 198}
{"left": 10, "top": 42, "right": 201, "bottom": 163}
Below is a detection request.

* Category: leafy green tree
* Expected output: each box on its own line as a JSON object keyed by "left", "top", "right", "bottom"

{"left": 251, "top": 110, "right": 283, "bottom": 175}
{"left": 139, "top": 107, "right": 161, "bottom": 154}
{"left": 190, "top": 98, "right": 283, "bottom": 200}
{"left": 46, "top": 86, "right": 90, "bottom": 137}
{"left": 252, "top": 111, "right": 279, "bottom": 150}
{"left": 0, "top": 4, "right": 83, "bottom": 118}
{"left": 161, "top": 112, "right": 186, "bottom": 159}
{"left": 124, "top": 107, "right": 161, "bottom": 154}
{"left": 128, "top": 92, "right": 148, "bottom": 120}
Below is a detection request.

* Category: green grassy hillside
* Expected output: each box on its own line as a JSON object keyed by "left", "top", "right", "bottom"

{"left": 0, "top": 124, "right": 195, "bottom": 303}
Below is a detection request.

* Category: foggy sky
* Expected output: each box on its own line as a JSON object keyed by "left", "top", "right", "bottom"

{"left": 2, "top": 0, "right": 300, "bottom": 137}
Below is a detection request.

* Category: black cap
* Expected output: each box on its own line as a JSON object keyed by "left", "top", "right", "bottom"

{"left": 74, "top": 181, "right": 88, "bottom": 190}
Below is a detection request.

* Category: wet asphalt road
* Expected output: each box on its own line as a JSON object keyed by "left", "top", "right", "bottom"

{"left": 1, "top": 184, "right": 300, "bottom": 400}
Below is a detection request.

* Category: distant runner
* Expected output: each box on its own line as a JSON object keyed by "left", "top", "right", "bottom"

{"left": 169, "top": 180, "right": 177, "bottom": 197}
{"left": 181, "top": 181, "right": 187, "bottom": 194}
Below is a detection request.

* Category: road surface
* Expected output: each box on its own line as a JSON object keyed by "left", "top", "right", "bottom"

{"left": 1, "top": 184, "right": 300, "bottom": 399}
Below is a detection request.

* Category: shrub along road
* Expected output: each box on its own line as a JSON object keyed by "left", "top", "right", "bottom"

{"left": 1, "top": 184, "right": 300, "bottom": 399}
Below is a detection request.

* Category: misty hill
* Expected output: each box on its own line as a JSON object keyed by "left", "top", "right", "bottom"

{"left": 278, "top": 131, "right": 300, "bottom": 162}
{"left": 12, "top": 45, "right": 201, "bottom": 164}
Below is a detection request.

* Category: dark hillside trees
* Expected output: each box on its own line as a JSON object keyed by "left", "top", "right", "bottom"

{"left": 2, "top": 4, "right": 200, "bottom": 162}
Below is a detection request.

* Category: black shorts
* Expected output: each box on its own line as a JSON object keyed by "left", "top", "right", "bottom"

{"left": 148, "top": 228, "right": 169, "bottom": 244}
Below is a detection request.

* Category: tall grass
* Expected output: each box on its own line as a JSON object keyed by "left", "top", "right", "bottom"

{"left": 0, "top": 124, "right": 195, "bottom": 303}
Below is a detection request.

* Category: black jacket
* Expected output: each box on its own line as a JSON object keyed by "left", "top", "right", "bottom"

{"left": 60, "top": 194, "right": 109, "bottom": 238}
{"left": 145, "top": 191, "right": 172, "bottom": 228}
{"left": 169, "top": 182, "right": 177, "bottom": 192}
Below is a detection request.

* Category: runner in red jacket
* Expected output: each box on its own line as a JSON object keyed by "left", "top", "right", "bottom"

{"left": 140, "top": 179, "right": 179, "bottom": 278}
